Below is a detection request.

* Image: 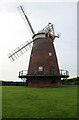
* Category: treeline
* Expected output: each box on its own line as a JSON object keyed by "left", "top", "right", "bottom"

{"left": 62, "top": 77, "right": 79, "bottom": 85}
{"left": 0, "top": 81, "right": 25, "bottom": 86}
{"left": 0, "top": 77, "right": 79, "bottom": 86}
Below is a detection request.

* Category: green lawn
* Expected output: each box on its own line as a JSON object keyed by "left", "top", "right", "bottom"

{"left": 2, "top": 85, "right": 77, "bottom": 118}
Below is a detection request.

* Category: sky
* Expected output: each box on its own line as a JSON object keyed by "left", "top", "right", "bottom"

{"left": 0, "top": 0, "right": 77, "bottom": 81}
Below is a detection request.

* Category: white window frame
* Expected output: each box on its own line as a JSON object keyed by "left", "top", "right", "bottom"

{"left": 49, "top": 52, "right": 52, "bottom": 56}
{"left": 38, "top": 66, "right": 43, "bottom": 71}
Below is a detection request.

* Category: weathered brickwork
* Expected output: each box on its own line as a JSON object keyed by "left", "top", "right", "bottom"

{"left": 27, "top": 78, "right": 62, "bottom": 88}
{"left": 27, "top": 36, "right": 61, "bottom": 87}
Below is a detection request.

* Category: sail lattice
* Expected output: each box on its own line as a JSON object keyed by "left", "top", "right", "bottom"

{"left": 8, "top": 40, "right": 33, "bottom": 61}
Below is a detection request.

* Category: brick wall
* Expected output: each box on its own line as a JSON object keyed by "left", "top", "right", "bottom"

{"left": 27, "top": 78, "right": 62, "bottom": 88}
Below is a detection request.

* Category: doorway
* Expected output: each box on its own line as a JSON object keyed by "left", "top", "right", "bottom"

{"left": 50, "top": 66, "right": 55, "bottom": 75}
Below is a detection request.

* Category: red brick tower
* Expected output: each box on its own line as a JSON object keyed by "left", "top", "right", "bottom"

{"left": 27, "top": 28, "right": 62, "bottom": 87}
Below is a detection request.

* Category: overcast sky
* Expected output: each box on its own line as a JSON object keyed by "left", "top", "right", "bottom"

{"left": 0, "top": 0, "right": 77, "bottom": 81}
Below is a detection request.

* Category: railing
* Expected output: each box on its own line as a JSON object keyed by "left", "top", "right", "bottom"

{"left": 60, "top": 69, "right": 69, "bottom": 76}
{"left": 19, "top": 69, "right": 69, "bottom": 77}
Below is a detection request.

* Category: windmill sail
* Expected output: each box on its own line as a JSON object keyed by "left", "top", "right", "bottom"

{"left": 8, "top": 5, "right": 35, "bottom": 62}
{"left": 8, "top": 40, "right": 33, "bottom": 62}
{"left": 18, "top": 6, "right": 35, "bottom": 36}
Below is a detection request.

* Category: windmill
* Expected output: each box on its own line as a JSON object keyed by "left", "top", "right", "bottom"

{"left": 8, "top": 6, "right": 69, "bottom": 87}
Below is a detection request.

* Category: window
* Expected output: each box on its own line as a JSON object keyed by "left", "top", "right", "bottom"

{"left": 50, "top": 66, "right": 55, "bottom": 75}
{"left": 49, "top": 52, "right": 52, "bottom": 56}
{"left": 38, "top": 66, "right": 43, "bottom": 71}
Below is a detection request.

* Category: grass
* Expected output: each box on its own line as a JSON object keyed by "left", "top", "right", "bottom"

{"left": 2, "top": 85, "right": 77, "bottom": 118}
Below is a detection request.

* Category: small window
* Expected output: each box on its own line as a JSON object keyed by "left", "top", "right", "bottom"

{"left": 49, "top": 52, "right": 52, "bottom": 56}
{"left": 50, "top": 66, "right": 55, "bottom": 75}
{"left": 38, "top": 66, "right": 43, "bottom": 71}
